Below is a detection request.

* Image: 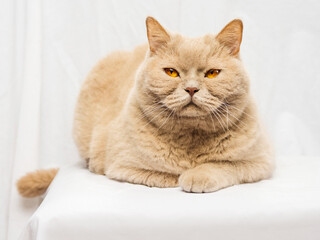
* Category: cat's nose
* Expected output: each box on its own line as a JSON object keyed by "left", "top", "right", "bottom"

{"left": 185, "top": 87, "right": 199, "bottom": 97}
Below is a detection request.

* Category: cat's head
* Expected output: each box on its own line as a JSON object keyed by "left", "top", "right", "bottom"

{"left": 135, "top": 17, "right": 250, "bottom": 132}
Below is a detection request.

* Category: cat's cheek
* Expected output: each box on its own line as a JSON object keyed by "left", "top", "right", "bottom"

{"left": 146, "top": 78, "right": 179, "bottom": 96}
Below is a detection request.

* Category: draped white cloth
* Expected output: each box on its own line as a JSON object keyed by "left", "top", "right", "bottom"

{"left": 19, "top": 157, "right": 320, "bottom": 240}
{"left": 1, "top": 0, "right": 319, "bottom": 239}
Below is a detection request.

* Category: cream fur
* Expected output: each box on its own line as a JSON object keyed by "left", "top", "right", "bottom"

{"left": 16, "top": 169, "right": 58, "bottom": 198}
{"left": 73, "top": 17, "right": 274, "bottom": 193}
{"left": 17, "top": 17, "right": 274, "bottom": 197}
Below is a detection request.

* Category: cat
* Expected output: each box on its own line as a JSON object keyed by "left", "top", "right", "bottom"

{"left": 17, "top": 17, "right": 274, "bottom": 197}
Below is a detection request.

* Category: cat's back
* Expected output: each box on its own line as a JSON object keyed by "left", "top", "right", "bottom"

{"left": 73, "top": 44, "right": 148, "bottom": 159}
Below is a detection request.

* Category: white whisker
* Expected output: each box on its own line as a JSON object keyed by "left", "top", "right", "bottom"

{"left": 142, "top": 107, "right": 168, "bottom": 128}
{"left": 158, "top": 109, "right": 174, "bottom": 131}
{"left": 210, "top": 107, "right": 226, "bottom": 132}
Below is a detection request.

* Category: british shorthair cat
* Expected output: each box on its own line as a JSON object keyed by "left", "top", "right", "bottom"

{"left": 17, "top": 17, "right": 274, "bottom": 196}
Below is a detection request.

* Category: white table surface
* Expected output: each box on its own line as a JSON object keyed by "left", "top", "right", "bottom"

{"left": 20, "top": 157, "right": 320, "bottom": 240}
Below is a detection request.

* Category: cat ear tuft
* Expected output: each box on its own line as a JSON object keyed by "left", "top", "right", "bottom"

{"left": 146, "top": 17, "right": 170, "bottom": 53}
{"left": 216, "top": 19, "right": 243, "bottom": 55}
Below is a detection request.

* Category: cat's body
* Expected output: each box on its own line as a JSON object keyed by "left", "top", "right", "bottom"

{"left": 73, "top": 44, "right": 148, "bottom": 171}
{"left": 73, "top": 18, "right": 273, "bottom": 192}
{"left": 17, "top": 17, "right": 274, "bottom": 196}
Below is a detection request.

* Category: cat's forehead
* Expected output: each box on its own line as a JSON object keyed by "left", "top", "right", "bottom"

{"left": 167, "top": 34, "right": 220, "bottom": 71}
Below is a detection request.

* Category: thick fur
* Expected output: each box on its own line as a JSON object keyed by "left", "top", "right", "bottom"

{"left": 17, "top": 17, "right": 274, "bottom": 197}
{"left": 16, "top": 169, "right": 58, "bottom": 198}
{"left": 73, "top": 17, "right": 274, "bottom": 193}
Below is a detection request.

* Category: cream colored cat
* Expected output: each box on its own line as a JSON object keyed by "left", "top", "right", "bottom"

{"left": 17, "top": 17, "right": 274, "bottom": 197}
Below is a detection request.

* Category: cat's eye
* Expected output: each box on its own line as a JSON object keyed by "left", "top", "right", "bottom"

{"left": 164, "top": 68, "right": 179, "bottom": 78}
{"left": 205, "top": 69, "right": 221, "bottom": 78}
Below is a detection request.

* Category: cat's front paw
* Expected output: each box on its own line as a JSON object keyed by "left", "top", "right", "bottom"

{"left": 179, "top": 168, "right": 232, "bottom": 193}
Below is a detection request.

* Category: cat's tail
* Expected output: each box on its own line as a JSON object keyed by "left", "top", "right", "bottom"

{"left": 16, "top": 168, "right": 59, "bottom": 198}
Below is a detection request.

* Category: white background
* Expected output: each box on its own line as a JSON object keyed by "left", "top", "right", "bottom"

{"left": 1, "top": 0, "right": 319, "bottom": 239}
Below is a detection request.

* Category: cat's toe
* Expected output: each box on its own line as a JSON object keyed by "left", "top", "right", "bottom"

{"left": 178, "top": 173, "right": 193, "bottom": 192}
{"left": 179, "top": 170, "right": 220, "bottom": 193}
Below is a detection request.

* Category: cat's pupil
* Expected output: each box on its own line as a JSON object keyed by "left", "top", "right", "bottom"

{"left": 170, "top": 69, "right": 173, "bottom": 74}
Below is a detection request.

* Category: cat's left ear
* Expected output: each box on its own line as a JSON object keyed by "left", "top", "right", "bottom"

{"left": 216, "top": 19, "right": 243, "bottom": 55}
{"left": 146, "top": 17, "right": 170, "bottom": 53}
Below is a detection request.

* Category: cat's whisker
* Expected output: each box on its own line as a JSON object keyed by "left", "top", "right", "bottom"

{"left": 141, "top": 107, "right": 169, "bottom": 129}
{"left": 143, "top": 102, "right": 161, "bottom": 111}
{"left": 142, "top": 105, "right": 164, "bottom": 118}
{"left": 226, "top": 104, "right": 255, "bottom": 120}
{"left": 210, "top": 107, "right": 226, "bottom": 132}
{"left": 137, "top": 103, "right": 165, "bottom": 122}
{"left": 226, "top": 104, "right": 230, "bottom": 130}
{"left": 158, "top": 109, "right": 174, "bottom": 131}
{"left": 208, "top": 109, "right": 216, "bottom": 132}
{"left": 215, "top": 107, "right": 229, "bottom": 131}
{"left": 220, "top": 105, "right": 247, "bottom": 130}
{"left": 210, "top": 94, "right": 254, "bottom": 120}
{"left": 172, "top": 109, "right": 179, "bottom": 130}
{"left": 216, "top": 111, "right": 227, "bottom": 132}
{"left": 206, "top": 97, "right": 251, "bottom": 129}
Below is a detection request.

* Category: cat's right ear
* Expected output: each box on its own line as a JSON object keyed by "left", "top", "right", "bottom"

{"left": 146, "top": 17, "right": 170, "bottom": 53}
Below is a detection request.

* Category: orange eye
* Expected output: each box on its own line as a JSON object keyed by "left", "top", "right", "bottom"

{"left": 164, "top": 68, "right": 179, "bottom": 78}
{"left": 205, "top": 69, "right": 221, "bottom": 78}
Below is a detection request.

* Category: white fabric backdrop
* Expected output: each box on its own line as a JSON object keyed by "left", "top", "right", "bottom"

{"left": 1, "top": 0, "right": 319, "bottom": 239}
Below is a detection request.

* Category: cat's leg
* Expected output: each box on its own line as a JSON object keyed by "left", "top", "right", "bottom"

{"left": 106, "top": 164, "right": 179, "bottom": 188}
{"left": 179, "top": 158, "right": 273, "bottom": 193}
{"left": 88, "top": 125, "right": 108, "bottom": 175}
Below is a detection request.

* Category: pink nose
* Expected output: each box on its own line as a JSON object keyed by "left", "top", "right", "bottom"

{"left": 185, "top": 87, "right": 199, "bottom": 97}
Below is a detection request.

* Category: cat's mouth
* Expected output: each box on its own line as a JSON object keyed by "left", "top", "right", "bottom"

{"left": 184, "top": 102, "right": 197, "bottom": 108}
{"left": 178, "top": 102, "right": 209, "bottom": 117}
{"left": 163, "top": 96, "right": 225, "bottom": 118}
{"left": 176, "top": 100, "right": 228, "bottom": 119}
